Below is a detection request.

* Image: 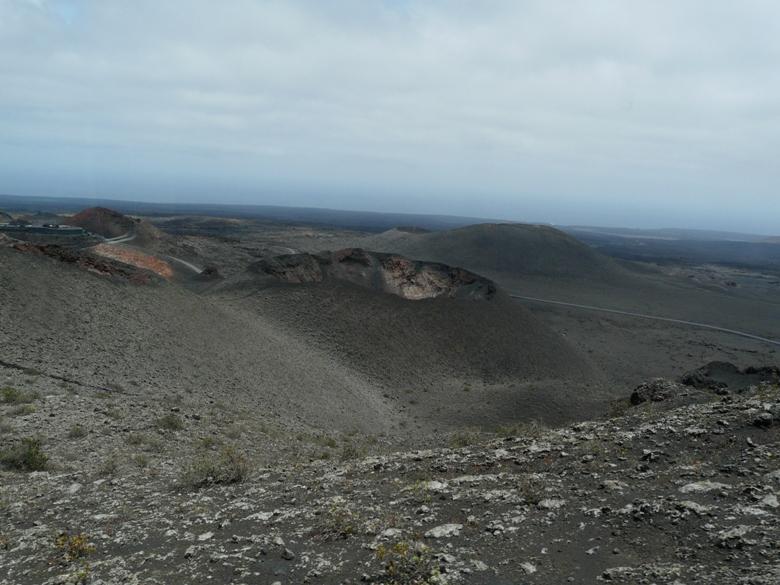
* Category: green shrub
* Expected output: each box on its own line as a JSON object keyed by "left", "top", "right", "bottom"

{"left": 55, "top": 532, "right": 94, "bottom": 585}
{"left": 320, "top": 503, "right": 359, "bottom": 539}
{"left": 55, "top": 532, "right": 95, "bottom": 562}
{"left": 496, "top": 419, "right": 547, "bottom": 440}
{"left": 156, "top": 413, "right": 184, "bottom": 431}
{"left": 449, "top": 429, "right": 481, "bottom": 448}
{"left": 97, "top": 453, "right": 119, "bottom": 476}
{"left": 67, "top": 424, "right": 88, "bottom": 439}
{"left": 198, "top": 436, "right": 220, "bottom": 450}
{"left": 127, "top": 432, "right": 164, "bottom": 452}
{"left": 375, "top": 540, "right": 439, "bottom": 584}
{"left": 104, "top": 408, "right": 122, "bottom": 420}
{"left": 132, "top": 453, "right": 149, "bottom": 468}
{"left": 517, "top": 474, "right": 546, "bottom": 505}
{"left": 0, "top": 438, "right": 48, "bottom": 471}
{"left": 1, "top": 387, "right": 39, "bottom": 404}
{"left": 340, "top": 442, "right": 364, "bottom": 461}
{"left": 180, "top": 446, "right": 250, "bottom": 488}
{"left": 8, "top": 404, "right": 36, "bottom": 416}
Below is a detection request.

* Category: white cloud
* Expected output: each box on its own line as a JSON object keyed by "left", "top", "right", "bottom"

{"left": 0, "top": 0, "right": 779, "bottom": 231}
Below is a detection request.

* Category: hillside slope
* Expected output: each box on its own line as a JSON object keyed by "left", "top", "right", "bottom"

{"left": 0, "top": 245, "right": 399, "bottom": 436}
{"left": 212, "top": 248, "right": 600, "bottom": 427}
{"left": 361, "top": 223, "right": 627, "bottom": 281}
{"left": 0, "top": 242, "right": 600, "bottom": 436}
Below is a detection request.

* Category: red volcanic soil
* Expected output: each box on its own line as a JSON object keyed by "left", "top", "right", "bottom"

{"left": 8, "top": 241, "right": 157, "bottom": 284}
{"left": 66, "top": 207, "right": 136, "bottom": 238}
{"left": 92, "top": 244, "right": 174, "bottom": 279}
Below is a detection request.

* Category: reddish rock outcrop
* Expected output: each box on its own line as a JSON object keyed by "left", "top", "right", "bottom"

{"left": 92, "top": 244, "right": 174, "bottom": 280}
{"left": 8, "top": 241, "right": 158, "bottom": 284}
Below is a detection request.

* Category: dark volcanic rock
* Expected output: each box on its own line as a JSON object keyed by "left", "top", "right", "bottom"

{"left": 630, "top": 378, "right": 686, "bottom": 405}
{"left": 681, "top": 361, "right": 780, "bottom": 393}
{"left": 195, "top": 265, "right": 223, "bottom": 281}
{"left": 251, "top": 253, "right": 324, "bottom": 283}
{"left": 250, "top": 248, "right": 496, "bottom": 301}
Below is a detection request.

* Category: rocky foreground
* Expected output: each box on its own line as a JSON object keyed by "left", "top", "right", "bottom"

{"left": 1, "top": 382, "right": 779, "bottom": 584}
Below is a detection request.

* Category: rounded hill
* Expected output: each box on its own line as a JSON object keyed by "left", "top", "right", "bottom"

{"left": 65, "top": 207, "right": 136, "bottom": 238}
{"left": 363, "top": 223, "right": 627, "bottom": 280}
{"left": 218, "top": 249, "right": 597, "bottom": 404}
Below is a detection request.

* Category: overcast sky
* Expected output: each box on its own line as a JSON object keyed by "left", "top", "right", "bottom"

{"left": 1, "top": 0, "right": 779, "bottom": 232}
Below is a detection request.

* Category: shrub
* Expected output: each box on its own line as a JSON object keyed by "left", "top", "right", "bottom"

{"left": 67, "top": 424, "right": 88, "bottom": 439}
{"left": 607, "top": 399, "right": 631, "bottom": 418}
{"left": 340, "top": 442, "right": 364, "bottom": 461}
{"left": 104, "top": 408, "right": 122, "bottom": 420}
{"left": 449, "top": 429, "right": 481, "bottom": 448}
{"left": 127, "top": 432, "right": 164, "bottom": 453}
{"left": 198, "top": 436, "right": 220, "bottom": 450}
{"left": 97, "top": 453, "right": 119, "bottom": 476}
{"left": 156, "top": 413, "right": 184, "bottom": 431}
{"left": 517, "top": 474, "right": 546, "bottom": 505}
{"left": 320, "top": 503, "right": 359, "bottom": 539}
{"left": 55, "top": 532, "right": 94, "bottom": 585}
{"left": 224, "top": 423, "right": 243, "bottom": 439}
{"left": 496, "top": 419, "right": 547, "bottom": 440}
{"left": 180, "top": 446, "right": 250, "bottom": 488}
{"left": 8, "top": 404, "right": 36, "bottom": 416}
{"left": 132, "top": 453, "right": 149, "bottom": 468}
{"left": 314, "top": 435, "right": 338, "bottom": 449}
{"left": 375, "top": 540, "right": 439, "bottom": 584}
{"left": 55, "top": 532, "right": 95, "bottom": 562}
{"left": 1, "top": 387, "right": 39, "bottom": 404}
{"left": 0, "top": 437, "right": 48, "bottom": 471}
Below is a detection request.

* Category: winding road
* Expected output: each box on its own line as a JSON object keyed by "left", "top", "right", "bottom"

{"left": 164, "top": 255, "right": 203, "bottom": 274}
{"left": 103, "top": 232, "right": 136, "bottom": 244}
{"left": 510, "top": 293, "right": 780, "bottom": 347}
{"left": 100, "top": 229, "right": 203, "bottom": 274}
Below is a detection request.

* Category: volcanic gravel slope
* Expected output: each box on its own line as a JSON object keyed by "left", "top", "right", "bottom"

{"left": 0, "top": 376, "right": 778, "bottom": 584}
{"left": 0, "top": 238, "right": 598, "bottom": 436}
{"left": 0, "top": 245, "right": 401, "bottom": 436}
{"left": 211, "top": 248, "right": 599, "bottom": 426}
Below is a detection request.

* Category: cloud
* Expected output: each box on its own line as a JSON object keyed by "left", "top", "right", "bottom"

{"left": 0, "top": 0, "right": 778, "bottom": 231}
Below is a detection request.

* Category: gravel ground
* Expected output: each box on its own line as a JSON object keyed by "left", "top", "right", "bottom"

{"left": 1, "top": 380, "right": 778, "bottom": 584}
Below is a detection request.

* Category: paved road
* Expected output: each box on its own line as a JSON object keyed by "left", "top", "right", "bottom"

{"left": 103, "top": 232, "right": 136, "bottom": 244}
{"left": 510, "top": 294, "right": 780, "bottom": 347}
{"left": 100, "top": 230, "right": 203, "bottom": 274}
{"left": 164, "top": 255, "right": 203, "bottom": 274}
